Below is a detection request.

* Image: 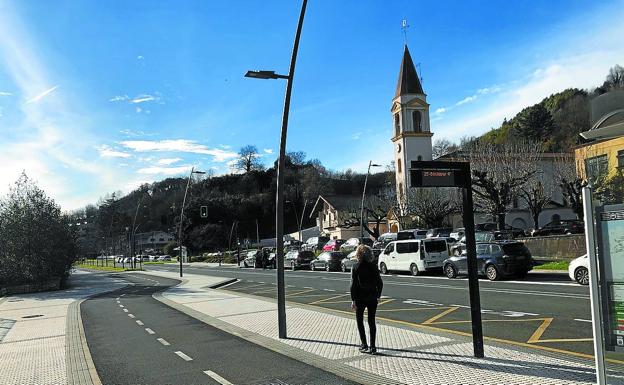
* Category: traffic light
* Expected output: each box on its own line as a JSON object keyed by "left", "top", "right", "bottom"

{"left": 200, "top": 206, "right": 208, "bottom": 218}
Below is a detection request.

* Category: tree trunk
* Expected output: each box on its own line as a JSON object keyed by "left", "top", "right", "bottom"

{"left": 497, "top": 213, "right": 506, "bottom": 231}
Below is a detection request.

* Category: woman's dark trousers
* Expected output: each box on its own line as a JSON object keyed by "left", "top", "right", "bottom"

{"left": 355, "top": 300, "right": 378, "bottom": 348}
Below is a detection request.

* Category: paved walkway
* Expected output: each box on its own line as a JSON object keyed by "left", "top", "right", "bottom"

{"left": 140, "top": 269, "right": 624, "bottom": 385}
{"left": 0, "top": 271, "right": 126, "bottom": 385}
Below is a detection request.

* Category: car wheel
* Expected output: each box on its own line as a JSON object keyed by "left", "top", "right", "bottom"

{"left": 310, "top": 263, "right": 315, "bottom": 271}
{"left": 574, "top": 267, "right": 589, "bottom": 285}
{"left": 291, "top": 262, "right": 296, "bottom": 271}
{"left": 444, "top": 263, "right": 457, "bottom": 279}
{"left": 410, "top": 263, "right": 420, "bottom": 276}
{"left": 379, "top": 263, "right": 388, "bottom": 275}
{"left": 485, "top": 264, "right": 499, "bottom": 281}
{"left": 565, "top": 230, "right": 572, "bottom": 235}
{"left": 243, "top": 261, "right": 248, "bottom": 268}
{"left": 341, "top": 263, "right": 347, "bottom": 272}
{"left": 326, "top": 264, "right": 331, "bottom": 272}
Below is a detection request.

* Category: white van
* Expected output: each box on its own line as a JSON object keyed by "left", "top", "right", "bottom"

{"left": 378, "top": 239, "right": 449, "bottom": 276}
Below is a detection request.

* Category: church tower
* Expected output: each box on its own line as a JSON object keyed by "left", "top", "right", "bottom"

{"left": 391, "top": 45, "right": 433, "bottom": 201}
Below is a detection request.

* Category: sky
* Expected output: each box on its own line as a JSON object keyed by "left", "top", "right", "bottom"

{"left": 0, "top": 0, "right": 623, "bottom": 211}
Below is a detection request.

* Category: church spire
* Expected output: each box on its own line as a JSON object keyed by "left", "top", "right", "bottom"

{"left": 394, "top": 45, "right": 424, "bottom": 98}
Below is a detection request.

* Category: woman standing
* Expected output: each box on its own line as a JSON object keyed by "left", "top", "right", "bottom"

{"left": 350, "top": 244, "right": 383, "bottom": 354}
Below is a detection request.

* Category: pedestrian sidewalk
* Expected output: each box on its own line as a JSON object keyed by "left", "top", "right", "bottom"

{"left": 139, "top": 269, "right": 624, "bottom": 385}
{"left": 0, "top": 270, "right": 127, "bottom": 385}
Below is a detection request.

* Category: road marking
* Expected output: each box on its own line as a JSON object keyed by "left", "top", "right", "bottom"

{"left": 145, "top": 328, "right": 155, "bottom": 334}
{"left": 536, "top": 338, "right": 594, "bottom": 343}
{"left": 218, "top": 280, "right": 239, "bottom": 289}
{"left": 157, "top": 338, "right": 170, "bottom": 346}
{"left": 203, "top": 370, "right": 233, "bottom": 385}
{"left": 309, "top": 293, "right": 350, "bottom": 305}
{"left": 119, "top": 304, "right": 124, "bottom": 308}
{"left": 128, "top": 314, "right": 135, "bottom": 319}
{"left": 286, "top": 288, "right": 316, "bottom": 297}
{"left": 174, "top": 351, "right": 193, "bottom": 361}
{"left": 116, "top": 297, "right": 120, "bottom": 300}
{"left": 574, "top": 318, "right": 592, "bottom": 323}
{"left": 527, "top": 318, "right": 554, "bottom": 343}
{"left": 123, "top": 309, "right": 128, "bottom": 312}
{"left": 120, "top": 294, "right": 125, "bottom": 297}
{"left": 136, "top": 320, "right": 144, "bottom": 326}
{"left": 422, "top": 307, "right": 460, "bottom": 325}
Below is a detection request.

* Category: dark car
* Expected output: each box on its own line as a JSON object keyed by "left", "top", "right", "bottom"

{"left": 531, "top": 220, "right": 584, "bottom": 236}
{"left": 476, "top": 222, "right": 527, "bottom": 237}
{"left": 396, "top": 229, "right": 428, "bottom": 240}
{"left": 340, "top": 237, "right": 373, "bottom": 254}
{"left": 372, "top": 232, "right": 398, "bottom": 257}
{"left": 340, "top": 251, "right": 358, "bottom": 272}
{"left": 310, "top": 251, "right": 344, "bottom": 272}
{"left": 302, "top": 236, "right": 330, "bottom": 252}
{"left": 284, "top": 250, "right": 315, "bottom": 270}
{"left": 450, "top": 231, "right": 515, "bottom": 256}
{"left": 443, "top": 241, "right": 534, "bottom": 281}
{"left": 255, "top": 247, "right": 276, "bottom": 268}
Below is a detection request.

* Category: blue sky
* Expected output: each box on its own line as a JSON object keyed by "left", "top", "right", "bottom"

{"left": 1, "top": 0, "right": 623, "bottom": 210}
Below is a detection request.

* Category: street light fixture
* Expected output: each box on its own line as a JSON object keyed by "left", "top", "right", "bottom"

{"left": 360, "top": 161, "right": 382, "bottom": 238}
{"left": 244, "top": 0, "right": 307, "bottom": 339}
{"left": 179, "top": 167, "right": 206, "bottom": 277}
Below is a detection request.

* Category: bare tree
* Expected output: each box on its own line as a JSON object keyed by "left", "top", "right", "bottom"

{"left": 605, "top": 64, "right": 624, "bottom": 90}
{"left": 519, "top": 179, "right": 552, "bottom": 229}
{"left": 465, "top": 140, "right": 542, "bottom": 229}
{"left": 553, "top": 155, "right": 584, "bottom": 219}
{"left": 391, "top": 187, "right": 459, "bottom": 229}
{"left": 233, "top": 145, "right": 264, "bottom": 173}
{"left": 432, "top": 139, "right": 459, "bottom": 160}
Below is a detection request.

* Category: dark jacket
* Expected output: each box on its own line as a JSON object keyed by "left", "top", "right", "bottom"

{"left": 350, "top": 261, "right": 383, "bottom": 302}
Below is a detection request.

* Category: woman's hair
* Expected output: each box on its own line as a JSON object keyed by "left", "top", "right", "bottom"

{"left": 355, "top": 244, "right": 374, "bottom": 263}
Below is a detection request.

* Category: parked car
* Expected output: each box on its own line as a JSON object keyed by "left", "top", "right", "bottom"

{"left": 450, "top": 231, "right": 514, "bottom": 255}
{"left": 157, "top": 255, "right": 171, "bottom": 261}
{"left": 476, "top": 222, "right": 527, "bottom": 237}
{"left": 322, "top": 239, "right": 345, "bottom": 252}
{"left": 426, "top": 227, "right": 453, "bottom": 238}
{"left": 450, "top": 228, "right": 465, "bottom": 241}
{"left": 340, "top": 251, "right": 358, "bottom": 272}
{"left": 378, "top": 239, "right": 450, "bottom": 276}
{"left": 310, "top": 251, "right": 344, "bottom": 271}
{"left": 396, "top": 229, "right": 428, "bottom": 240}
{"left": 148, "top": 255, "right": 159, "bottom": 262}
{"left": 284, "top": 250, "right": 315, "bottom": 270}
{"left": 531, "top": 220, "right": 584, "bottom": 236}
{"left": 568, "top": 254, "right": 589, "bottom": 285}
{"left": 242, "top": 250, "right": 258, "bottom": 268}
{"left": 284, "top": 240, "right": 303, "bottom": 251}
{"left": 373, "top": 232, "right": 398, "bottom": 250}
{"left": 443, "top": 241, "right": 534, "bottom": 281}
{"left": 340, "top": 237, "right": 374, "bottom": 254}
{"left": 302, "top": 236, "right": 330, "bottom": 252}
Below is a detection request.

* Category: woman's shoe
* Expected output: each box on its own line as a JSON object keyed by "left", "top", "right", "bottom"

{"left": 359, "top": 344, "right": 369, "bottom": 353}
{"left": 369, "top": 348, "right": 378, "bottom": 355}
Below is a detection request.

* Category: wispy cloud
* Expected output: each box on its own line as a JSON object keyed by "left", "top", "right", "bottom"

{"left": 131, "top": 94, "right": 157, "bottom": 104}
{"left": 109, "top": 93, "right": 161, "bottom": 106}
{"left": 435, "top": 85, "right": 502, "bottom": 116}
{"left": 156, "top": 157, "right": 182, "bottom": 165}
{"left": 109, "top": 95, "right": 129, "bottom": 102}
{"left": 98, "top": 145, "right": 131, "bottom": 158}
{"left": 351, "top": 132, "right": 362, "bottom": 140}
{"left": 24, "top": 85, "right": 58, "bottom": 104}
{"left": 137, "top": 165, "right": 193, "bottom": 175}
{"left": 0, "top": 91, "right": 12, "bottom": 96}
{"left": 263, "top": 148, "right": 273, "bottom": 154}
{"left": 119, "top": 139, "right": 238, "bottom": 162}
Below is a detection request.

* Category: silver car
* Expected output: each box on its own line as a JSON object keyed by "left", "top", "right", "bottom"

{"left": 340, "top": 251, "right": 358, "bottom": 272}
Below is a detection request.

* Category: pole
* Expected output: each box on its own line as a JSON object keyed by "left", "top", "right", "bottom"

{"left": 256, "top": 219, "right": 260, "bottom": 246}
{"left": 360, "top": 161, "right": 372, "bottom": 239}
{"left": 275, "top": 0, "right": 307, "bottom": 339}
{"left": 299, "top": 200, "right": 307, "bottom": 242}
{"left": 179, "top": 167, "right": 194, "bottom": 277}
{"left": 582, "top": 187, "right": 607, "bottom": 385}
{"left": 462, "top": 183, "right": 485, "bottom": 358}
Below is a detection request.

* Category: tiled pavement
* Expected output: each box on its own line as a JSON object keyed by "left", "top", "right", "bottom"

{"left": 141, "top": 269, "right": 624, "bottom": 385}
{"left": 0, "top": 271, "right": 126, "bottom": 385}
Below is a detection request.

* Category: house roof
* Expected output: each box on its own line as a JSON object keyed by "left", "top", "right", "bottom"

{"left": 394, "top": 45, "right": 424, "bottom": 98}
{"left": 310, "top": 194, "right": 362, "bottom": 215}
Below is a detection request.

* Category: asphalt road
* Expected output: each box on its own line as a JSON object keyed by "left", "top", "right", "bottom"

{"left": 144, "top": 263, "right": 624, "bottom": 366}
{"left": 81, "top": 273, "right": 358, "bottom": 385}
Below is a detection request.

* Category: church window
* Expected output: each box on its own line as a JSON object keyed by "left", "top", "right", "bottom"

{"left": 417, "top": 155, "right": 422, "bottom": 161}
{"left": 397, "top": 159, "right": 402, "bottom": 173}
{"left": 412, "top": 110, "right": 422, "bottom": 132}
{"left": 394, "top": 114, "right": 400, "bottom": 136}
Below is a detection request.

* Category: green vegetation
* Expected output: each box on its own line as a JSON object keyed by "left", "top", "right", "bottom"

{"left": 75, "top": 263, "right": 141, "bottom": 272}
{"left": 534, "top": 261, "right": 570, "bottom": 271}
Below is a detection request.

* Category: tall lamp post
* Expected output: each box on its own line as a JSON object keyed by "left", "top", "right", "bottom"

{"left": 179, "top": 167, "right": 206, "bottom": 277}
{"left": 244, "top": 0, "right": 307, "bottom": 339}
{"left": 360, "top": 161, "right": 381, "bottom": 238}
{"left": 131, "top": 189, "right": 152, "bottom": 269}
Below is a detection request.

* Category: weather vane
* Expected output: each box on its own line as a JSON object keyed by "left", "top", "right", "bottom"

{"left": 401, "top": 19, "right": 409, "bottom": 45}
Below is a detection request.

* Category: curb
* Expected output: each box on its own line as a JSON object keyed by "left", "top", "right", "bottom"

{"left": 152, "top": 282, "right": 402, "bottom": 385}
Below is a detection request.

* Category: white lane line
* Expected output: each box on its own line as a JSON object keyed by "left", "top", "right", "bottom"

{"left": 136, "top": 320, "right": 144, "bottom": 326}
{"left": 119, "top": 304, "right": 124, "bottom": 308}
{"left": 218, "top": 279, "right": 240, "bottom": 289}
{"left": 203, "top": 370, "right": 233, "bottom": 384}
{"left": 145, "top": 328, "right": 155, "bottom": 335}
{"left": 128, "top": 314, "right": 135, "bottom": 319}
{"left": 116, "top": 297, "right": 120, "bottom": 300}
{"left": 174, "top": 351, "right": 193, "bottom": 361}
{"left": 575, "top": 318, "right": 592, "bottom": 323}
{"left": 120, "top": 294, "right": 125, "bottom": 297}
{"left": 123, "top": 309, "right": 129, "bottom": 312}
{"left": 157, "top": 338, "right": 170, "bottom": 346}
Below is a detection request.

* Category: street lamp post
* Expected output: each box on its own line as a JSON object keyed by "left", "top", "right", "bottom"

{"left": 360, "top": 161, "right": 381, "bottom": 238}
{"left": 244, "top": 0, "right": 307, "bottom": 339}
{"left": 178, "top": 167, "right": 206, "bottom": 277}
{"left": 131, "top": 189, "right": 151, "bottom": 269}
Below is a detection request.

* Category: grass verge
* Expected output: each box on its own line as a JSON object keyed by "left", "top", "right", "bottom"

{"left": 74, "top": 263, "right": 142, "bottom": 272}
{"left": 534, "top": 261, "right": 569, "bottom": 270}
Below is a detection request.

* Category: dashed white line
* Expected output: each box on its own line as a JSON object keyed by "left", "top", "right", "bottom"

{"left": 136, "top": 320, "right": 144, "bottom": 326}
{"left": 157, "top": 338, "right": 170, "bottom": 346}
{"left": 123, "top": 309, "right": 128, "bottom": 312}
{"left": 575, "top": 318, "right": 592, "bottom": 323}
{"left": 119, "top": 304, "right": 124, "bottom": 308}
{"left": 120, "top": 294, "right": 125, "bottom": 297}
{"left": 128, "top": 314, "right": 135, "bottom": 319}
{"left": 116, "top": 297, "right": 120, "bottom": 300}
{"left": 145, "top": 328, "right": 155, "bottom": 335}
{"left": 203, "top": 370, "right": 233, "bottom": 384}
{"left": 174, "top": 351, "right": 193, "bottom": 361}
